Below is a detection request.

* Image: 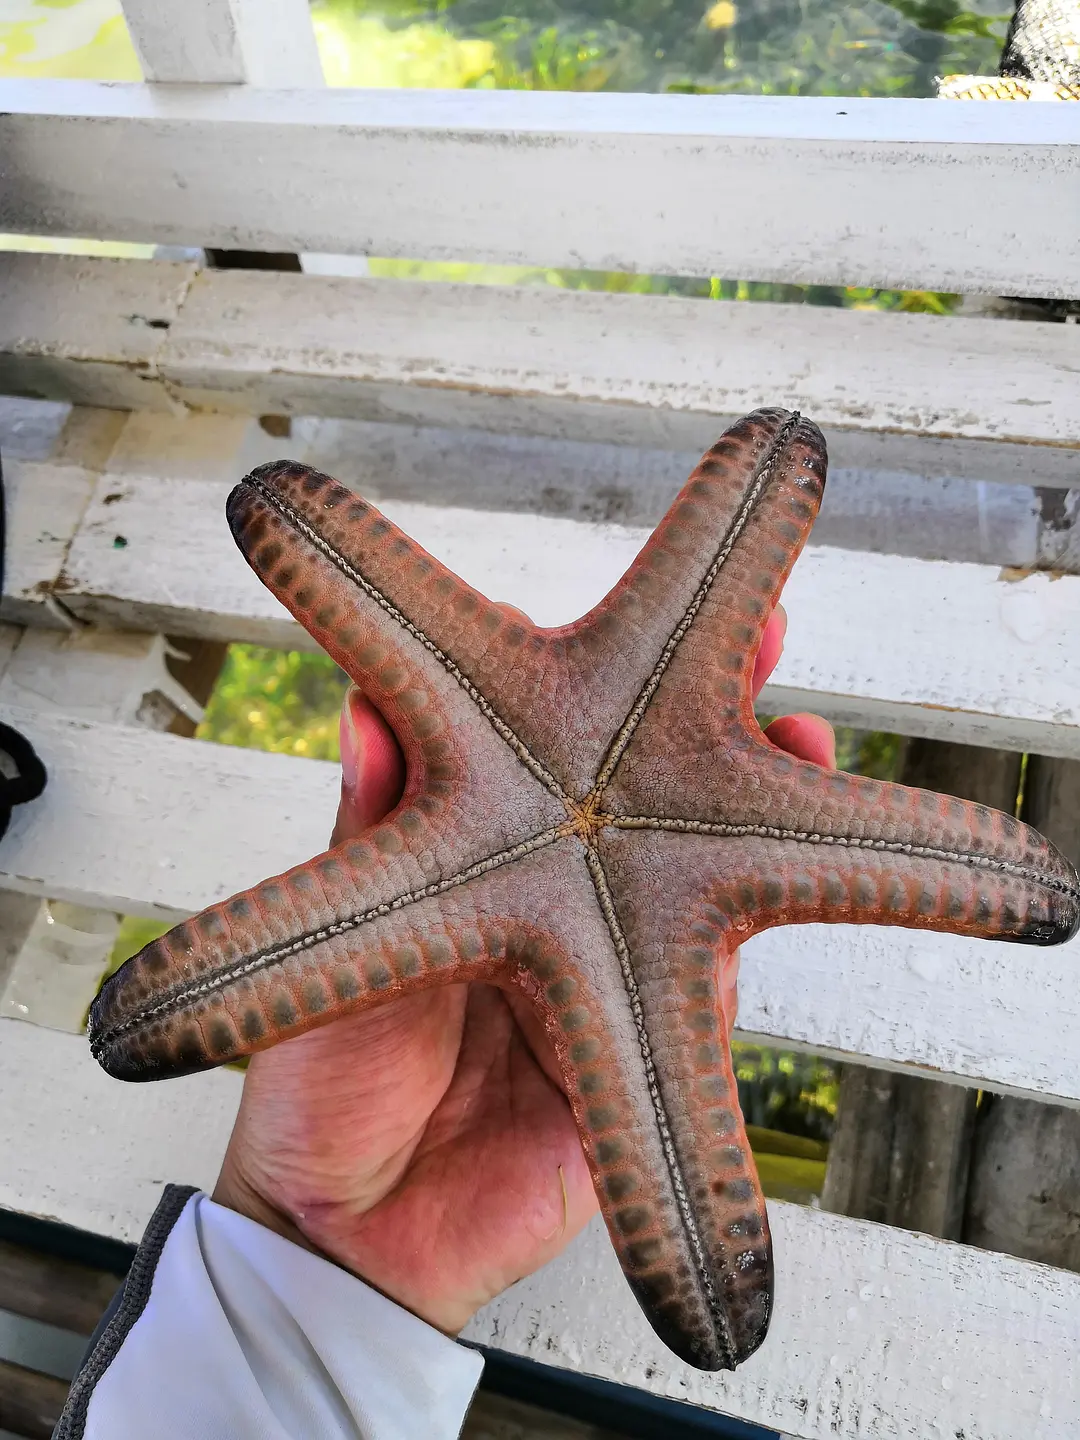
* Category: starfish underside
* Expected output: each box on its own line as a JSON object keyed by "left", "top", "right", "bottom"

{"left": 90, "top": 409, "right": 1080, "bottom": 1371}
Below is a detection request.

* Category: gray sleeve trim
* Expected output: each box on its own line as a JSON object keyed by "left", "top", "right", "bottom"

{"left": 54, "top": 1184, "right": 199, "bottom": 1440}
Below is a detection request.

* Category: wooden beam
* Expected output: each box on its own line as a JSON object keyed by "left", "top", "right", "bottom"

{"left": 1, "top": 1016, "right": 1078, "bottom": 1440}
{"left": 822, "top": 740, "right": 1022, "bottom": 1239}
{"left": 0, "top": 1358, "right": 68, "bottom": 1440}
{"left": 0, "top": 1240, "right": 117, "bottom": 1336}
{"left": 2, "top": 706, "right": 1079, "bottom": 1105}
{"left": 2, "top": 85, "right": 1077, "bottom": 296}
{"left": 469, "top": 1206, "right": 1080, "bottom": 1440}
{"left": 120, "top": 0, "right": 323, "bottom": 87}
{"left": 0, "top": 257, "right": 196, "bottom": 413}
{"left": 3, "top": 256, "right": 1079, "bottom": 487}
{"left": 284, "top": 416, "right": 1053, "bottom": 561}
{"left": 964, "top": 755, "right": 1080, "bottom": 1271}
{"left": 33, "top": 467, "right": 1080, "bottom": 758}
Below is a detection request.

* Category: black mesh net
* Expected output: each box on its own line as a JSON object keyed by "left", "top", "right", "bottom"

{"left": 1001, "top": 0, "right": 1080, "bottom": 83}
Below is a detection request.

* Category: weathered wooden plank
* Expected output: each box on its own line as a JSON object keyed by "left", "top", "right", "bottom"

{"left": 1, "top": 1013, "right": 1078, "bottom": 1438}
{"left": 463, "top": 1392, "right": 624, "bottom": 1439}
{"left": 0, "top": 460, "right": 99, "bottom": 628}
{"left": 3, "top": 256, "right": 1079, "bottom": 487}
{"left": 2, "top": 707, "right": 1079, "bottom": 1105}
{"left": 120, "top": 0, "right": 323, "bottom": 86}
{"left": 0, "top": 1020, "right": 238, "bottom": 1239}
{"left": 963, "top": 755, "right": 1080, "bottom": 1271}
{"left": 0, "top": 629, "right": 206, "bottom": 729}
{"left": 821, "top": 740, "right": 1021, "bottom": 1241}
{"left": 0, "top": 255, "right": 196, "bottom": 412}
{"left": 0, "top": 1356, "right": 69, "bottom": 1440}
{"left": 166, "top": 269, "right": 1080, "bottom": 456}
{"left": 0, "top": 707, "right": 338, "bottom": 918}
{"left": 293, "top": 416, "right": 1052, "bottom": 571}
{"left": 464, "top": 1205, "right": 1080, "bottom": 1440}
{"left": 289, "top": 417, "right": 1048, "bottom": 561}
{"left": 0, "top": 1241, "right": 118, "bottom": 1336}
{"left": 46, "top": 469, "right": 1080, "bottom": 757}
{"left": 0, "top": 396, "right": 70, "bottom": 463}
{"left": 3, "top": 84, "right": 1078, "bottom": 296}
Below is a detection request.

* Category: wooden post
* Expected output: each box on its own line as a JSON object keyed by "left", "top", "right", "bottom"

{"left": 119, "top": 0, "right": 323, "bottom": 87}
{"left": 963, "top": 756, "right": 1080, "bottom": 1268}
{"left": 0, "top": 1358, "right": 68, "bottom": 1440}
{"left": 822, "top": 740, "right": 1021, "bottom": 1238}
{"left": 950, "top": 0, "right": 1080, "bottom": 1268}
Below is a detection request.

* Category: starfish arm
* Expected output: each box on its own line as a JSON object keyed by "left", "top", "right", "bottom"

{"left": 609, "top": 820, "right": 1078, "bottom": 961}
{"left": 591, "top": 408, "right": 826, "bottom": 807}
{"left": 614, "top": 752, "right": 1080, "bottom": 945}
{"left": 231, "top": 461, "right": 624, "bottom": 795}
{"left": 588, "top": 831, "right": 773, "bottom": 1371}
{"left": 88, "top": 827, "right": 577, "bottom": 1080}
{"left": 229, "top": 462, "right": 588, "bottom": 800}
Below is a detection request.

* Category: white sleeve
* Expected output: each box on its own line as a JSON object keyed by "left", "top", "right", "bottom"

{"left": 56, "top": 1185, "right": 484, "bottom": 1440}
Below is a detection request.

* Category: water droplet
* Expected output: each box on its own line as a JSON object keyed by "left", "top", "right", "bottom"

{"left": 941, "top": 1376, "right": 953, "bottom": 1391}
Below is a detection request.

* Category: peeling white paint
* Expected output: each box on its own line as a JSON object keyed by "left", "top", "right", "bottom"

{"left": 2, "top": 84, "right": 1078, "bottom": 296}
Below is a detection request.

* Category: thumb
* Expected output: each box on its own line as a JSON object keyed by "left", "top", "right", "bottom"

{"left": 330, "top": 686, "right": 406, "bottom": 845}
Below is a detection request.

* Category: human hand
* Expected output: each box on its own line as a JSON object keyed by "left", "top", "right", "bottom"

{"left": 214, "top": 604, "right": 835, "bottom": 1334}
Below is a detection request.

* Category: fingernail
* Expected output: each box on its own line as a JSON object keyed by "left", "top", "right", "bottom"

{"left": 339, "top": 686, "right": 362, "bottom": 794}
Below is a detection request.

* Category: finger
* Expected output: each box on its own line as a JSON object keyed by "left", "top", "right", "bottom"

{"left": 751, "top": 604, "right": 787, "bottom": 700}
{"left": 497, "top": 601, "right": 531, "bottom": 625}
{"left": 764, "top": 712, "right": 837, "bottom": 770}
{"left": 331, "top": 686, "right": 407, "bottom": 844}
{"left": 720, "top": 947, "right": 740, "bottom": 1039}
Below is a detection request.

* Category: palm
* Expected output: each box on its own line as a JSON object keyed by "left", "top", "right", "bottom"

{"left": 215, "top": 605, "right": 833, "bottom": 1332}
{"left": 223, "top": 982, "right": 598, "bottom": 1331}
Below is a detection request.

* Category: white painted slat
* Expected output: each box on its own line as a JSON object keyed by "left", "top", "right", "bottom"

{"left": 43, "top": 468, "right": 1080, "bottom": 758}
{"left": 0, "top": 460, "right": 98, "bottom": 627}
{"left": 164, "top": 270, "right": 1080, "bottom": 459}
{"left": 0, "top": 1019, "right": 239, "bottom": 1236}
{"left": 121, "top": 0, "right": 323, "bottom": 86}
{"left": 465, "top": 1208, "right": 1080, "bottom": 1440}
{"left": 0, "top": 624, "right": 23, "bottom": 679}
{"left": 0, "top": 255, "right": 196, "bottom": 412}
{"left": 0, "top": 707, "right": 339, "bottom": 919}
{"left": 3, "top": 256, "right": 1077, "bottom": 489}
{"left": 1, "top": 705, "right": 1079, "bottom": 1107}
{"left": 0, "top": 1015, "right": 1074, "bottom": 1440}
{"left": 289, "top": 415, "right": 1050, "bottom": 571}
{"left": 0, "top": 629, "right": 204, "bottom": 729}
{"left": 2, "top": 84, "right": 1078, "bottom": 296}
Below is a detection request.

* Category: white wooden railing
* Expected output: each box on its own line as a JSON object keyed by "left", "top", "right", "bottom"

{"left": 0, "top": 0, "right": 1078, "bottom": 1435}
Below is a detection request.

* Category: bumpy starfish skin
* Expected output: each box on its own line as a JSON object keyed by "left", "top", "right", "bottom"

{"left": 89, "top": 408, "right": 1080, "bottom": 1371}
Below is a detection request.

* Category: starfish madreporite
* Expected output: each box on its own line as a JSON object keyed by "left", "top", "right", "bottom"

{"left": 89, "top": 408, "right": 1080, "bottom": 1371}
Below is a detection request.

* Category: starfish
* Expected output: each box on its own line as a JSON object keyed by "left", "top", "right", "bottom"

{"left": 89, "top": 408, "right": 1080, "bottom": 1372}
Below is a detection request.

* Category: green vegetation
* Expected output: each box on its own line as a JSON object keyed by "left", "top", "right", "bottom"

{"left": 198, "top": 646, "right": 350, "bottom": 761}
{"left": 313, "top": 0, "right": 1007, "bottom": 98}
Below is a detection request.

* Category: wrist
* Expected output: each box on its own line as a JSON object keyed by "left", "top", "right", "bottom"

{"left": 212, "top": 1160, "right": 473, "bottom": 1336}
{"left": 212, "top": 1160, "right": 321, "bottom": 1260}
